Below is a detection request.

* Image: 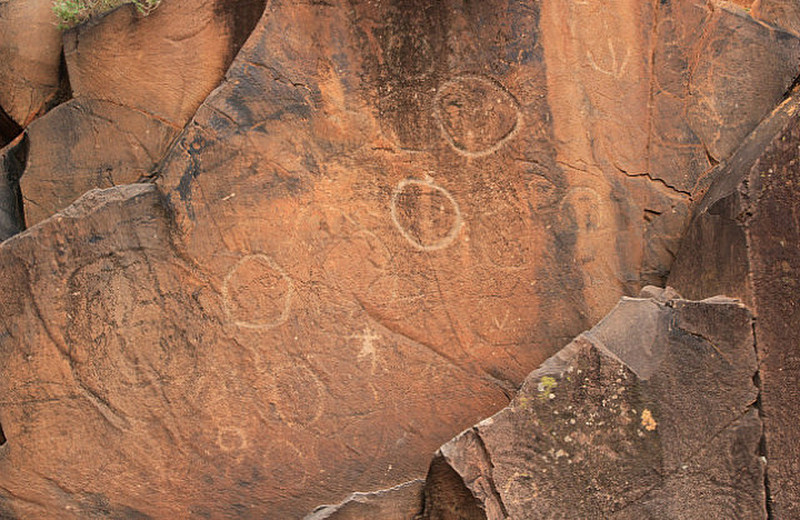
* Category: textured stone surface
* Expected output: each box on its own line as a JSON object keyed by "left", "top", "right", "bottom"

{"left": 752, "top": 0, "right": 800, "bottom": 37}
{"left": 304, "top": 480, "right": 424, "bottom": 520}
{"left": 13, "top": 0, "right": 266, "bottom": 228}
{"left": 670, "top": 88, "right": 800, "bottom": 519}
{"left": 63, "top": 0, "right": 266, "bottom": 127}
{"left": 0, "top": 0, "right": 64, "bottom": 127}
{"left": 0, "top": 184, "right": 505, "bottom": 518}
{"left": 0, "top": 0, "right": 798, "bottom": 518}
{"left": 419, "top": 293, "right": 764, "bottom": 519}
{"left": 18, "top": 99, "right": 178, "bottom": 226}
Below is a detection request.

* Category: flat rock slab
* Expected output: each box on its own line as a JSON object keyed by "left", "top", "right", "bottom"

{"left": 670, "top": 88, "right": 800, "bottom": 518}
{"left": 420, "top": 293, "right": 764, "bottom": 519}
{"left": 0, "top": 184, "right": 505, "bottom": 517}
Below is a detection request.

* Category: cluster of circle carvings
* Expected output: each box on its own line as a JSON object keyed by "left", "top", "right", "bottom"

{"left": 222, "top": 254, "right": 294, "bottom": 329}
{"left": 390, "top": 178, "right": 463, "bottom": 251}
{"left": 434, "top": 75, "right": 522, "bottom": 157}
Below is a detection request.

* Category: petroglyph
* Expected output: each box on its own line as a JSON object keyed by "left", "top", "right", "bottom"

{"left": 216, "top": 426, "right": 247, "bottom": 453}
{"left": 390, "top": 178, "right": 463, "bottom": 251}
{"left": 269, "top": 363, "right": 326, "bottom": 427}
{"left": 558, "top": 186, "right": 609, "bottom": 233}
{"left": 587, "top": 40, "right": 631, "bottom": 78}
{"left": 434, "top": 75, "right": 522, "bottom": 157}
{"left": 222, "top": 254, "right": 294, "bottom": 329}
{"left": 349, "top": 326, "right": 382, "bottom": 372}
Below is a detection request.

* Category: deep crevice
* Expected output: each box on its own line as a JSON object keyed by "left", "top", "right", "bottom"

{"left": 0, "top": 105, "right": 22, "bottom": 150}
{"left": 752, "top": 318, "right": 774, "bottom": 519}
{"left": 0, "top": 420, "right": 6, "bottom": 446}
{"left": 42, "top": 49, "right": 74, "bottom": 116}
{"left": 0, "top": 133, "right": 29, "bottom": 241}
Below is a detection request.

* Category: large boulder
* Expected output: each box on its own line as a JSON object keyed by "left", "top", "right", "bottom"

{"left": 419, "top": 291, "right": 764, "bottom": 519}
{"left": 670, "top": 87, "right": 800, "bottom": 518}
{"left": 12, "top": 0, "right": 266, "bottom": 228}
{"left": 0, "top": 0, "right": 64, "bottom": 128}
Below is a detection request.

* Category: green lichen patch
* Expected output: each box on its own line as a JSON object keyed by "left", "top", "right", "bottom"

{"left": 52, "top": 0, "right": 160, "bottom": 29}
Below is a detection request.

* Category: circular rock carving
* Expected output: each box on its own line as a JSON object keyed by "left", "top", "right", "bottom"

{"left": 435, "top": 75, "right": 521, "bottom": 157}
{"left": 390, "top": 178, "right": 463, "bottom": 251}
{"left": 222, "top": 254, "right": 294, "bottom": 329}
{"left": 558, "top": 187, "right": 607, "bottom": 233}
{"left": 271, "top": 363, "right": 326, "bottom": 427}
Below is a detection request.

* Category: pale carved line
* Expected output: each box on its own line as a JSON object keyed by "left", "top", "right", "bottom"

{"left": 390, "top": 177, "right": 463, "bottom": 251}
{"left": 221, "top": 253, "right": 294, "bottom": 329}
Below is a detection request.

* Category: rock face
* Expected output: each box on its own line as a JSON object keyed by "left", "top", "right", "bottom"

{"left": 0, "top": 184, "right": 506, "bottom": 518}
{"left": 0, "top": 0, "right": 64, "bottom": 128}
{"left": 305, "top": 480, "right": 424, "bottom": 520}
{"left": 12, "top": 0, "right": 266, "bottom": 228}
{"left": 419, "top": 291, "right": 765, "bottom": 519}
{"left": 670, "top": 88, "right": 800, "bottom": 518}
{"left": 63, "top": 0, "right": 266, "bottom": 128}
{"left": 0, "top": 0, "right": 798, "bottom": 518}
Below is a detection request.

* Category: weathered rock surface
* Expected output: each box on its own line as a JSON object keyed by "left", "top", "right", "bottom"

{"left": 63, "top": 0, "right": 266, "bottom": 127}
{"left": 752, "top": 0, "right": 800, "bottom": 37}
{"left": 419, "top": 291, "right": 764, "bottom": 519}
{"left": 0, "top": 0, "right": 64, "bottom": 128}
{"left": 0, "top": 184, "right": 505, "bottom": 517}
{"left": 0, "top": 0, "right": 798, "bottom": 518}
{"left": 670, "top": 88, "right": 800, "bottom": 518}
{"left": 19, "top": 99, "right": 178, "bottom": 226}
{"left": 10, "top": 0, "right": 266, "bottom": 228}
{"left": 305, "top": 480, "right": 424, "bottom": 520}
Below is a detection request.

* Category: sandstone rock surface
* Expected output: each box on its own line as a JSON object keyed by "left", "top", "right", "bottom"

{"left": 0, "top": 0, "right": 64, "bottom": 128}
{"left": 11, "top": 0, "right": 266, "bottom": 228}
{"left": 670, "top": 87, "right": 800, "bottom": 519}
{"left": 0, "top": 0, "right": 798, "bottom": 518}
{"left": 305, "top": 480, "right": 424, "bottom": 520}
{"left": 419, "top": 292, "right": 765, "bottom": 519}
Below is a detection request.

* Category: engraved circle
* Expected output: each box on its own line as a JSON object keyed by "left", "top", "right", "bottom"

{"left": 270, "top": 363, "right": 326, "bottom": 427}
{"left": 222, "top": 254, "right": 294, "bottom": 329}
{"left": 435, "top": 75, "right": 521, "bottom": 157}
{"left": 558, "top": 187, "right": 607, "bottom": 233}
{"left": 390, "top": 178, "right": 463, "bottom": 251}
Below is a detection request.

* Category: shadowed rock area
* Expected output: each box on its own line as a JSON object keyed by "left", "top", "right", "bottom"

{"left": 670, "top": 86, "right": 800, "bottom": 519}
{"left": 0, "top": 0, "right": 798, "bottom": 518}
{"left": 419, "top": 290, "right": 764, "bottom": 519}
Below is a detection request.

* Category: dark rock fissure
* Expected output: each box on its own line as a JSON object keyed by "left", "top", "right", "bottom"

{"left": 0, "top": 105, "right": 21, "bottom": 149}
{"left": 42, "top": 49, "right": 74, "bottom": 116}
{"left": 0, "top": 133, "right": 28, "bottom": 241}
{"left": 752, "top": 319, "right": 774, "bottom": 520}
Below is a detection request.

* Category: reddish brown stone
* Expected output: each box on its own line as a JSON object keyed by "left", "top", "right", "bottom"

{"left": 670, "top": 88, "right": 800, "bottom": 519}
{"left": 7, "top": 0, "right": 267, "bottom": 229}
{"left": 0, "top": 184, "right": 505, "bottom": 517}
{"left": 304, "top": 480, "right": 424, "bottom": 520}
{"left": 0, "top": 0, "right": 798, "bottom": 518}
{"left": 752, "top": 0, "right": 800, "bottom": 37}
{"left": 63, "top": 0, "right": 266, "bottom": 127}
{"left": 18, "top": 99, "right": 178, "bottom": 226}
{"left": 0, "top": 0, "right": 64, "bottom": 127}
{"left": 419, "top": 292, "right": 764, "bottom": 519}
{"left": 649, "top": 0, "right": 800, "bottom": 193}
